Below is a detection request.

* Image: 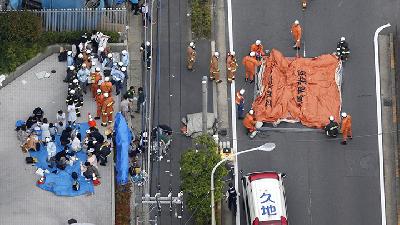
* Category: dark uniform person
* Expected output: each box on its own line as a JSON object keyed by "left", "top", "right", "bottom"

{"left": 336, "top": 37, "right": 350, "bottom": 61}
{"left": 226, "top": 183, "right": 237, "bottom": 213}
{"left": 324, "top": 116, "right": 339, "bottom": 137}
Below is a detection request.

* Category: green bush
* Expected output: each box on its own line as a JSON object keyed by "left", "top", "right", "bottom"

{"left": 0, "top": 11, "right": 42, "bottom": 43}
{"left": 191, "top": 0, "right": 211, "bottom": 39}
{"left": 180, "top": 134, "right": 228, "bottom": 225}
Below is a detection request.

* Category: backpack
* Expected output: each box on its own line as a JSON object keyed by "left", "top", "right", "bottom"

{"left": 72, "top": 180, "right": 80, "bottom": 191}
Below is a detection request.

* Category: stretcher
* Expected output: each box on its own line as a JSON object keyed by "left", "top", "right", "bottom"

{"left": 181, "top": 113, "right": 218, "bottom": 137}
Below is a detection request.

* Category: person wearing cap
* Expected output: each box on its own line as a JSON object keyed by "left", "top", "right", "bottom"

{"left": 98, "top": 47, "right": 106, "bottom": 63}
{"left": 66, "top": 88, "right": 79, "bottom": 110}
{"left": 291, "top": 20, "right": 302, "bottom": 49}
{"left": 210, "top": 52, "right": 222, "bottom": 83}
{"left": 83, "top": 49, "right": 92, "bottom": 67}
{"left": 140, "top": 41, "right": 152, "bottom": 69}
{"left": 324, "top": 116, "right": 339, "bottom": 137}
{"left": 340, "top": 112, "right": 352, "bottom": 145}
{"left": 67, "top": 51, "right": 74, "bottom": 67}
{"left": 95, "top": 89, "right": 105, "bottom": 120}
{"left": 111, "top": 66, "right": 126, "bottom": 95}
{"left": 235, "top": 89, "right": 245, "bottom": 119}
{"left": 67, "top": 100, "right": 77, "bottom": 125}
{"left": 68, "top": 78, "right": 80, "bottom": 94}
{"left": 44, "top": 136, "right": 57, "bottom": 162}
{"left": 75, "top": 53, "right": 84, "bottom": 69}
{"left": 187, "top": 42, "right": 196, "bottom": 70}
{"left": 250, "top": 40, "right": 265, "bottom": 60}
{"left": 101, "top": 93, "right": 115, "bottom": 126}
{"left": 140, "top": 2, "right": 152, "bottom": 27}
{"left": 336, "top": 37, "right": 350, "bottom": 61}
{"left": 90, "top": 67, "right": 102, "bottom": 98}
{"left": 102, "top": 52, "right": 114, "bottom": 76}
{"left": 89, "top": 61, "right": 97, "bottom": 73}
{"left": 100, "top": 76, "right": 113, "bottom": 95}
{"left": 64, "top": 65, "right": 77, "bottom": 83}
{"left": 121, "top": 50, "right": 130, "bottom": 67}
{"left": 242, "top": 52, "right": 261, "bottom": 82}
{"left": 226, "top": 51, "right": 238, "bottom": 82}
{"left": 242, "top": 109, "right": 257, "bottom": 134}
{"left": 77, "top": 63, "right": 90, "bottom": 94}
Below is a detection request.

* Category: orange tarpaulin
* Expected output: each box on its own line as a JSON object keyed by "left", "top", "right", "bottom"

{"left": 252, "top": 49, "right": 341, "bottom": 128}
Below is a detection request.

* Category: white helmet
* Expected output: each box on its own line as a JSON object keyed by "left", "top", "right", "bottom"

{"left": 249, "top": 109, "right": 254, "bottom": 115}
{"left": 107, "top": 53, "right": 113, "bottom": 58}
{"left": 73, "top": 79, "right": 78, "bottom": 83}
{"left": 97, "top": 89, "right": 102, "bottom": 94}
{"left": 340, "top": 37, "right": 346, "bottom": 42}
{"left": 329, "top": 116, "right": 334, "bottom": 121}
{"left": 121, "top": 67, "right": 127, "bottom": 72}
{"left": 82, "top": 63, "right": 87, "bottom": 68}
{"left": 146, "top": 41, "right": 151, "bottom": 46}
{"left": 122, "top": 50, "right": 128, "bottom": 55}
{"left": 67, "top": 51, "right": 72, "bottom": 56}
{"left": 239, "top": 89, "right": 245, "bottom": 95}
{"left": 250, "top": 51, "right": 256, "bottom": 57}
{"left": 86, "top": 49, "right": 91, "bottom": 54}
{"left": 98, "top": 47, "right": 104, "bottom": 52}
{"left": 78, "top": 53, "right": 83, "bottom": 58}
{"left": 118, "top": 62, "right": 123, "bottom": 67}
{"left": 214, "top": 52, "right": 219, "bottom": 57}
{"left": 294, "top": 20, "right": 299, "bottom": 25}
{"left": 45, "top": 137, "right": 51, "bottom": 143}
{"left": 255, "top": 40, "right": 261, "bottom": 45}
{"left": 92, "top": 61, "right": 96, "bottom": 66}
{"left": 104, "top": 76, "right": 110, "bottom": 82}
{"left": 69, "top": 65, "right": 75, "bottom": 70}
{"left": 70, "top": 89, "right": 76, "bottom": 94}
{"left": 341, "top": 112, "right": 347, "bottom": 118}
{"left": 189, "top": 42, "right": 195, "bottom": 47}
{"left": 231, "top": 51, "right": 236, "bottom": 56}
{"left": 103, "top": 92, "right": 109, "bottom": 98}
{"left": 95, "top": 67, "right": 101, "bottom": 72}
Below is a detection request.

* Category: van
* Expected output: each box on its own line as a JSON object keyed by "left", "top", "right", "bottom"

{"left": 241, "top": 171, "right": 288, "bottom": 225}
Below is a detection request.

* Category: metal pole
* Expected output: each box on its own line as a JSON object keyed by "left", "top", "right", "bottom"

{"left": 202, "top": 76, "right": 208, "bottom": 133}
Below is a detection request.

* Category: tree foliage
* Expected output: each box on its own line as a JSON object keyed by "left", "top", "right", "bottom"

{"left": 191, "top": 0, "right": 211, "bottom": 39}
{"left": 180, "top": 134, "right": 228, "bottom": 225}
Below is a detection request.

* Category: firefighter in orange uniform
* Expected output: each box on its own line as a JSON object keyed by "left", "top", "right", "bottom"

{"left": 235, "top": 89, "right": 245, "bottom": 119}
{"left": 291, "top": 20, "right": 302, "bottom": 49}
{"left": 101, "top": 92, "right": 115, "bottom": 126}
{"left": 340, "top": 112, "right": 352, "bottom": 145}
{"left": 242, "top": 52, "right": 261, "bottom": 83}
{"left": 100, "top": 76, "right": 113, "bottom": 95}
{"left": 242, "top": 109, "right": 257, "bottom": 134}
{"left": 250, "top": 40, "right": 264, "bottom": 60}
{"left": 210, "top": 52, "right": 222, "bottom": 83}
{"left": 83, "top": 49, "right": 92, "bottom": 68}
{"left": 95, "top": 89, "right": 104, "bottom": 120}
{"left": 91, "top": 67, "right": 102, "bottom": 98}
{"left": 187, "top": 42, "right": 196, "bottom": 70}
{"left": 226, "top": 51, "right": 238, "bottom": 83}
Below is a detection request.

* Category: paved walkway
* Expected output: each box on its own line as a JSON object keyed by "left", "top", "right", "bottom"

{"left": 0, "top": 54, "right": 113, "bottom": 225}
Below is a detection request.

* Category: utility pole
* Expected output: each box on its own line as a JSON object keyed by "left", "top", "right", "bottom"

{"left": 202, "top": 76, "right": 208, "bottom": 133}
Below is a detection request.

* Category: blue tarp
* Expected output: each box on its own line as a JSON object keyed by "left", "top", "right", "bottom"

{"left": 29, "top": 123, "right": 95, "bottom": 196}
{"left": 114, "top": 112, "right": 131, "bottom": 185}
{"left": 41, "top": 0, "right": 86, "bottom": 9}
{"left": 8, "top": 0, "right": 22, "bottom": 9}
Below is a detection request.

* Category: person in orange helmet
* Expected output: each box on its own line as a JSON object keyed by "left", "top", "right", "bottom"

{"left": 95, "top": 89, "right": 105, "bottom": 120}
{"left": 90, "top": 67, "right": 102, "bottom": 98}
{"left": 250, "top": 40, "right": 265, "bottom": 60}
{"left": 340, "top": 112, "right": 352, "bottom": 145}
{"left": 100, "top": 76, "right": 113, "bottom": 95}
{"left": 242, "top": 52, "right": 261, "bottom": 83}
{"left": 226, "top": 51, "right": 238, "bottom": 83}
{"left": 291, "top": 20, "right": 302, "bottom": 49}
{"left": 210, "top": 52, "right": 222, "bottom": 83}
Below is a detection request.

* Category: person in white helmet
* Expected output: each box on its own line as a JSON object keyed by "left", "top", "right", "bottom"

{"left": 75, "top": 53, "right": 84, "bottom": 69}
{"left": 121, "top": 49, "right": 130, "bottom": 67}
{"left": 324, "top": 116, "right": 339, "bottom": 137}
{"left": 98, "top": 46, "right": 106, "bottom": 63}
{"left": 95, "top": 89, "right": 104, "bottom": 120}
{"left": 250, "top": 40, "right": 265, "bottom": 60}
{"left": 100, "top": 76, "right": 113, "bottom": 95}
{"left": 187, "top": 42, "right": 196, "bottom": 70}
{"left": 210, "top": 52, "right": 222, "bottom": 83}
{"left": 227, "top": 51, "right": 238, "bottom": 82}
{"left": 235, "top": 89, "right": 245, "bottom": 119}
{"left": 242, "top": 52, "right": 261, "bottom": 82}
{"left": 336, "top": 37, "right": 350, "bottom": 61}
{"left": 64, "top": 65, "right": 77, "bottom": 83}
{"left": 243, "top": 109, "right": 257, "bottom": 137}
{"left": 340, "top": 112, "right": 352, "bottom": 145}
{"left": 101, "top": 92, "right": 115, "bottom": 126}
{"left": 140, "top": 2, "right": 152, "bottom": 27}
{"left": 102, "top": 52, "right": 114, "bottom": 76}
{"left": 140, "top": 41, "right": 152, "bottom": 69}
{"left": 90, "top": 67, "right": 102, "bottom": 98}
{"left": 77, "top": 63, "right": 90, "bottom": 94}
{"left": 291, "top": 20, "right": 302, "bottom": 49}
{"left": 67, "top": 51, "right": 74, "bottom": 67}
{"left": 67, "top": 99, "right": 77, "bottom": 126}
{"left": 111, "top": 65, "right": 126, "bottom": 95}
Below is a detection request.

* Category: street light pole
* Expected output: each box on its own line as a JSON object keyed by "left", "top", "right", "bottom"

{"left": 210, "top": 143, "right": 276, "bottom": 225}
{"left": 202, "top": 76, "right": 208, "bottom": 133}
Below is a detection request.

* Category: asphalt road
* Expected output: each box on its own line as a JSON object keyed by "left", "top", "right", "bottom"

{"left": 230, "top": 0, "right": 400, "bottom": 225}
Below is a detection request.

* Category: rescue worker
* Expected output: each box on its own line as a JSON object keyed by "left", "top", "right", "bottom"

{"left": 291, "top": 20, "right": 302, "bottom": 49}
{"left": 226, "top": 183, "right": 237, "bottom": 213}
{"left": 242, "top": 52, "right": 261, "bottom": 83}
{"left": 324, "top": 116, "right": 339, "bottom": 137}
{"left": 250, "top": 40, "right": 264, "bottom": 60}
{"left": 140, "top": 41, "right": 152, "bottom": 70}
{"left": 83, "top": 49, "right": 92, "bottom": 68}
{"left": 235, "top": 89, "right": 245, "bottom": 119}
{"left": 64, "top": 65, "right": 76, "bottom": 83}
{"left": 90, "top": 67, "right": 102, "bottom": 98}
{"left": 90, "top": 61, "right": 97, "bottom": 73}
{"left": 66, "top": 89, "right": 81, "bottom": 117}
{"left": 187, "top": 42, "right": 196, "bottom": 70}
{"left": 336, "top": 37, "right": 350, "bottom": 61}
{"left": 100, "top": 76, "right": 113, "bottom": 95}
{"left": 98, "top": 47, "right": 106, "bottom": 63}
{"left": 111, "top": 65, "right": 126, "bottom": 95}
{"left": 75, "top": 53, "right": 84, "bottom": 69}
{"left": 101, "top": 92, "right": 115, "bottom": 126}
{"left": 67, "top": 51, "right": 74, "bottom": 67}
{"left": 77, "top": 63, "right": 90, "bottom": 94}
{"left": 121, "top": 50, "right": 130, "bottom": 67}
{"left": 210, "top": 52, "right": 222, "bottom": 83}
{"left": 102, "top": 53, "right": 114, "bottom": 77}
{"left": 68, "top": 78, "right": 81, "bottom": 94}
{"left": 243, "top": 109, "right": 258, "bottom": 138}
{"left": 226, "top": 51, "right": 238, "bottom": 82}
{"left": 340, "top": 112, "right": 352, "bottom": 145}
{"left": 95, "top": 89, "right": 104, "bottom": 120}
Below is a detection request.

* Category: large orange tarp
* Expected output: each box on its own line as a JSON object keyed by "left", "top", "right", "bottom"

{"left": 252, "top": 49, "right": 341, "bottom": 128}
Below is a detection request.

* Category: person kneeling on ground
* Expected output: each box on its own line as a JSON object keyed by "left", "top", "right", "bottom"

{"left": 324, "top": 116, "right": 339, "bottom": 137}
{"left": 82, "top": 161, "right": 100, "bottom": 179}
{"left": 96, "top": 141, "right": 112, "bottom": 166}
{"left": 21, "top": 133, "right": 40, "bottom": 153}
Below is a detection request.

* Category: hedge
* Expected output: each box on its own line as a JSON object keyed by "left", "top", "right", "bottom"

{"left": 191, "top": 0, "right": 211, "bottom": 39}
{"left": 0, "top": 11, "right": 120, "bottom": 74}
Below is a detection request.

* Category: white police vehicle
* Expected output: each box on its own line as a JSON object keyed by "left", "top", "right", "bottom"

{"left": 241, "top": 171, "right": 288, "bottom": 225}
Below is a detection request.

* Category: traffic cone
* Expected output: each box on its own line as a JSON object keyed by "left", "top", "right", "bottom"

{"left": 92, "top": 173, "right": 101, "bottom": 186}
{"left": 37, "top": 176, "right": 45, "bottom": 185}
{"left": 88, "top": 113, "right": 97, "bottom": 128}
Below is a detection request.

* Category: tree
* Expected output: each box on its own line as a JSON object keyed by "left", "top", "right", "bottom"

{"left": 180, "top": 134, "right": 228, "bottom": 225}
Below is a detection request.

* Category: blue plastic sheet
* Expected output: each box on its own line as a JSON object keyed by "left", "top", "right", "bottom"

{"left": 8, "top": 0, "right": 22, "bottom": 9}
{"left": 29, "top": 123, "right": 95, "bottom": 196}
{"left": 41, "top": 0, "right": 86, "bottom": 9}
{"left": 114, "top": 113, "right": 131, "bottom": 185}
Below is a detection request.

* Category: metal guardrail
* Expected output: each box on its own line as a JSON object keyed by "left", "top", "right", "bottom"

{"left": 0, "top": 8, "right": 127, "bottom": 32}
